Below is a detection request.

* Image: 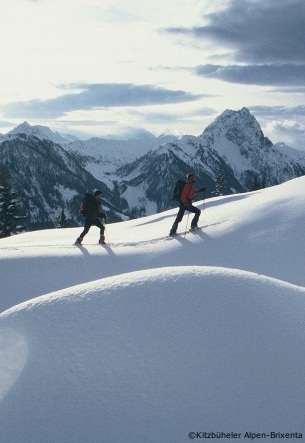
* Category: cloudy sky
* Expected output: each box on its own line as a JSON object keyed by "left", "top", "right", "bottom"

{"left": 1, "top": 0, "right": 305, "bottom": 149}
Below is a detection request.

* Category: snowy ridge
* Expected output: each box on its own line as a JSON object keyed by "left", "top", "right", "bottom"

{"left": 5, "top": 121, "right": 74, "bottom": 143}
{"left": 1, "top": 268, "right": 305, "bottom": 442}
{"left": 65, "top": 134, "right": 180, "bottom": 184}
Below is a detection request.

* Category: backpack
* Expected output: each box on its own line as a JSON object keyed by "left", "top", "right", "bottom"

{"left": 172, "top": 179, "right": 186, "bottom": 201}
{"left": 79, "top": 193, "right": 95, "bottom": 217}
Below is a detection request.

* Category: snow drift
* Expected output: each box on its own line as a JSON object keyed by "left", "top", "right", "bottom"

{"left": 1, "top": 267, "right": 305, "bottom": 443}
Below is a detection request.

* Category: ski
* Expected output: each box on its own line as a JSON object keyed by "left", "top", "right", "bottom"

{"left": 187, "top": 226, "right": 202, "bottom": 233}
{"left": 167, "top": 233, "right": 179, "bottom": 238}
{"left": 167, "top": 226, "right": 203, "bottom": 238}
{"left": 73, "top": 242, "right": 106, "bottom": 246}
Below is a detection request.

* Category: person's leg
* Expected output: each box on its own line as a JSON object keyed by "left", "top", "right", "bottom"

{"left": 80, "top": 219, "right": 93, "bottom": 238}
{"left": 188, "top": 205, "right": 201, "bottom": 228}
{"left": 170, "top": 204, "right": 186, "bottom": 235}
{"left": 93, "top": 219, "right": 105, "bottom": 243}
{"left": 76, "top": 219, "right": 93, "bottom": 243}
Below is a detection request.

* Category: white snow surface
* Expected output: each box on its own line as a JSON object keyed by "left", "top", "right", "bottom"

{"left": 1, "top": 176, "right": 305, "bottom": 442}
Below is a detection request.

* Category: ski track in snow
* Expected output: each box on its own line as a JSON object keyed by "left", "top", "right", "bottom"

{"left": 0, "top": 219, "right": 232, "bottom": 251}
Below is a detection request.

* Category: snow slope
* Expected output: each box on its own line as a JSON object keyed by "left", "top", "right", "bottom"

{"left": 1, "top": 176, "right": 305, "bottom": 442}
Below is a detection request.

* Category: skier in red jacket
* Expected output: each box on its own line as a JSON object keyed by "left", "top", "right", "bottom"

{"left": 169, "top": 173, "right": 205, "bottom": 236}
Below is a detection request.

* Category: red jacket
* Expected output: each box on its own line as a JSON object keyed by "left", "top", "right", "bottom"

{"left": 181, "top": 182, "right": 200, "bottom": 205}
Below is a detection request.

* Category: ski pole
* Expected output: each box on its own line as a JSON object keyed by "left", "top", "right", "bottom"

{"left": 104, "top": 225, "right": 110, "bottom": 246}
{"left": 184, "top": 211, "right": 190, "bottom": 236}
{"left": 201, "top": 188, "right": 205, "bottom": 222}
{"left": 101, "top": 217, "right": 110, "bottom": 246}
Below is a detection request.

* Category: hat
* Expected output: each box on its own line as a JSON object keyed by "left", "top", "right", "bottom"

{"left": 94, "top": 190, "right": 102, "bottom": 196}
{"left": 187, "top": 173, "right": 195, "bottom": 181}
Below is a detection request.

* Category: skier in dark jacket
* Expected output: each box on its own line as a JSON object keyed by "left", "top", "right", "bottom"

{"left": 75, "top": 190, "right": 107, "bottom": 245}
{"left": 169, "top": 173, "right": 205, "bottom": 236}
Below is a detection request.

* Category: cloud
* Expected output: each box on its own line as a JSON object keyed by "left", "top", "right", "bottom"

{"left": 248, "top": 105, "right": 305, "bottom": 149}
{"left": 101, "top": 6, "right": 138, "bottom": 23}
{"left": 272, "top": 120, "right": 305, "bottom": 134}
{"left": 57, "top": 119, "right": 119, "bottom": 127}
{"left": 250, "top": 105, "right": 305, "bottom": 118}
{"left": 166, "top": 0, "right": 305, "bottom": 64}
{"left": 2, "top": 83, "right": 203, "bottom": 119}
{"left": 269, "top": 87, "right": 305, "bottom": 94}
{"left": 130, "top": 104, "right": 215, "bottom": 122}
{"left": 266, "top": 119, "right": 305, "bottom": 149}
{"left": 0, "top": 120, "right": 15, "bottom": 128}
{"left": 195, "top": 64, "right": 305, "bottom": 86}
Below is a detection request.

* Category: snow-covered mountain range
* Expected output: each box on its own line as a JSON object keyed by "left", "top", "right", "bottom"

{"left": 1, "top": 176, "right": 305, "bottom": 442}
{"left": 6, "top": 121, "right": 78, "bottom": 144}
{"left": 1, "top": 107, "right": 305, "bottom": 229}
{"left": 0, "top": 134, "right": 127, "bottom": 227}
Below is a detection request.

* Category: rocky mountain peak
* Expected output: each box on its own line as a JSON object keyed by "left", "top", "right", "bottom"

{"left": 201, "top": 107, "right": 271, "bottom": 155}
{"left": 203, "top": 107, "right": 261, "bottom": 137}
{"left": 7, "top": 122, "right": 72, "bottom": 144}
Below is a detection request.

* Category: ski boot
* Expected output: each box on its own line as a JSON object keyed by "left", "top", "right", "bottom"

{"left": 169, "top": 229, "right": 177, "bottom": 237}
{"left": 75, "top": 237, "right": 82, "bottom": 245}
{"left": 99, "top": 235, "right": 106, "bottom": 245}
